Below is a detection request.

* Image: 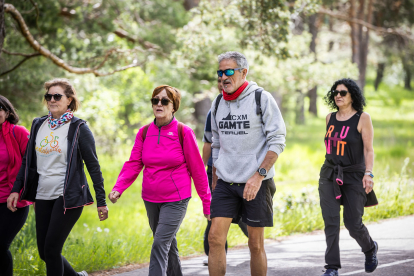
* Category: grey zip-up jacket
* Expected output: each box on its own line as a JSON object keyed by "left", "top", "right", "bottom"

{"left": 211, "top": 81, "right": 286, "bottom": 183}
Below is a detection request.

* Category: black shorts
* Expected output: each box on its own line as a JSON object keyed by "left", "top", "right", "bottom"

{"left": 210, "top": 178, "right": 276, "bottom": 227}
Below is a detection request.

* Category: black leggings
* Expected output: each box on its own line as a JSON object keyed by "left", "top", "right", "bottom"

{"left": 35, "top": 197, "right": 83, "bottom": 276}
{"left": 0, "top": 203, "right": 29, "bottom": 276}
{"left": 319, "top": 177, "right": 375, "bottom": 269}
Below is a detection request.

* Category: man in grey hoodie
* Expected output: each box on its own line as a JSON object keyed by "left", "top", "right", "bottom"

{"left": 208, "top": 51, "right": 286, "bottom": 276}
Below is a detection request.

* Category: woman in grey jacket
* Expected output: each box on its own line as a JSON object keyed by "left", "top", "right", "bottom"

{"left": 7, "top": 78, "right": 108, "bottom": 276}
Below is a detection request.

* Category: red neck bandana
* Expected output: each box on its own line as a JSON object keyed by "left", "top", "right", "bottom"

{"left": 223, "top": 81, "right": 249, "bottom": 101}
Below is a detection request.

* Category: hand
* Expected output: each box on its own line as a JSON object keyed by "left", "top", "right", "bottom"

{"left": 108, "top": 191, "right": 121, "bottom": 203}
{"left": 363, "top": 174, "right": 374, "bottom": 194}
{"left": 243, "top": 173, "right": 264, "bottom": 201}
{"left": 204, "top": 214, "right": 211, "bottom": 221}
{"left": 212, "top": 179, "right": 217, "bottom": 192}
{"left": 212, "top": 167, "right": 218, "bottom": 192}
{"left": 97, "top": 206, "right": 109, "bottom": 221}
{"left": 7, "top": 193, "right": 20, "bottom": 212}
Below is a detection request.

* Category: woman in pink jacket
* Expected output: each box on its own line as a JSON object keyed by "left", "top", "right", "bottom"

{"left": 0, "top": 95, "right": 31, "bottom": 276}
{"left": 109, "top": 85, "right": 211, "bottom": 276}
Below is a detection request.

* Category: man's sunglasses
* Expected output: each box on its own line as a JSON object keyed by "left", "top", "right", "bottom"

{"left": 151, "top": 98, "right": 172, "bottom": 106}
{"left": 44, "top": 93, "right": 64, "bottom": 101}
{"left": 333, "top": 90, "right": 348, "bottom": 97}
{"left": 217, "top": 68, "right": 243, "bottom": 77}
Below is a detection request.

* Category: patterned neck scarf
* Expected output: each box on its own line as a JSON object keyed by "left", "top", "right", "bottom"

{"left": 48, "top": 109, "right": 74, "bottom": 130}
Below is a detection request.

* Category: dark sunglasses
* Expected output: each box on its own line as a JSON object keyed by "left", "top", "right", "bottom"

{"left": 151, "top": 98, "right": 172, "bottom": 106}
{"left": 44, "top": 93, "right": 64, "bottom": 101}
{"left": 217, "top": 68, "right": 242, "bottom": 77}
{"left": 333, "top": 90, "right": 348, "bottom": 97}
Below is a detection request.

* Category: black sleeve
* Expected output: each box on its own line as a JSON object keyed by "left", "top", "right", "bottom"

{"left": 11, "top": 151, "right": 27, "bottom": 194}
{"left": 78, "top": 124, "right": 107, "bottom": 207}
{"left": 11, "top": 120, "right": 36, "bottom": 194}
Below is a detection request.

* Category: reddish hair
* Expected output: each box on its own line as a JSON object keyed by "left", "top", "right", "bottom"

{"left": 152, "top": 85, "right": 181, "bottom": 113}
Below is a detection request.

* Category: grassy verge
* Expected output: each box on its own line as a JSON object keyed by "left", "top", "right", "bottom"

{"left": 11, "top": 81, "right": 414, "bottom": 275}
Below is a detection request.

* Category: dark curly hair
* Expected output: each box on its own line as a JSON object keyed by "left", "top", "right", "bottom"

{"left": 0, "top": 95, "right": 20, "bottom": 124}
{"left": 324, "top": 78, "right": 366, "bottom": 112}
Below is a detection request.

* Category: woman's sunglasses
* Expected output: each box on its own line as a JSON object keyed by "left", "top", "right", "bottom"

{"left": 151, "top": 98, "right": 172, "bottom": 106}
{"left": 333, "top": 90, "right": 348, "bottom": 97}
{"left": 44, "top": 93, "right": 64, "bottom": 101}
{"left": 217, "top": 68, "right": 242, "bottom": 77}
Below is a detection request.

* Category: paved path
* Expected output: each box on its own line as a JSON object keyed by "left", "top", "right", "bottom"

{"left": 115, "top": 216, "right": 414, "bottom": 275}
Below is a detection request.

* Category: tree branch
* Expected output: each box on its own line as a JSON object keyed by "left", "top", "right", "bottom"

{"left": 4, "top": 3, "right": 145, "bottom": 77}
{"left": 319, "top": 7, "right": 414, "bottom": 40}
{"left": 112, "top": 26, "right": 167, "bottom": 57}
{"left": 0, "top": 52, "right": 41, "bottom": 76}
{"left": 2, "top": 48, "right": 40, "bottom": 57}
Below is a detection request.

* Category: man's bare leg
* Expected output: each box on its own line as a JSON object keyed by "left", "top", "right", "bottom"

{"left": 208, "top": 217, "right": 232, "bottom": 276}
{"left": 247, "top": 226, "right": 267, "bottom": 276}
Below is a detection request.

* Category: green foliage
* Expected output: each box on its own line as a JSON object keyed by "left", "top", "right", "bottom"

{"left": 73, "top": 67, "right": 154, "bottom": 153}
{"left": 0, "top": 0, "right": 191, "bottom": 125}
{"left": 195, "top": 0, "right": 319, "bottom": 57}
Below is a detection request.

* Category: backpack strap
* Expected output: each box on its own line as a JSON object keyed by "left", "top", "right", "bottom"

{"left": 142, "top": 124, "right": 150, "bottom": 141}
{"left": 254, "top": 88, "right": 264, "bottom": 124}
{"left": 177, "top": 122, "right": 185, "bottom": 148}
{"left": 213, "top": 94, "right": 223, "bottom": 118}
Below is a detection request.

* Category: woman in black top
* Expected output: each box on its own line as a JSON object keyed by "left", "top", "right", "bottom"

{"left": 319, "top": 79, "right": 378, "bottom": 276}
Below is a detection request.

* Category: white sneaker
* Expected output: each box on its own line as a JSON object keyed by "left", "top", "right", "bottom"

{"left": 78, "top": 271, "right": 88, "bottom": 276}
{"left": 203, "top": 258, "right": 208, "bottom": 266}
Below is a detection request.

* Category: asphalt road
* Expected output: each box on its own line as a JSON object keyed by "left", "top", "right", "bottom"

{"left": 115, "top": 216, "right": 414, "bottom": 276}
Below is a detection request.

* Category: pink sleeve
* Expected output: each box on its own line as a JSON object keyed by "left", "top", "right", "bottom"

{"left": 15, "top": 125, "right": 29, "bottom": 157}
{"left": 112, "top": 128, "right": 145, "bottom": 195}
{"left": 183, "top": 127, "right": 211, "bottom": 215}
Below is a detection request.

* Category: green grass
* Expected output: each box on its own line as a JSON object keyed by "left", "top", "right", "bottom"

{"left": 11, "top": 81, "right": 414, "bottom": 275}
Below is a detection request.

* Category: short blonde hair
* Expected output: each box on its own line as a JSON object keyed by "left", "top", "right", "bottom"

{"left": 43, "top": 78, "right": 80, "bottom": 112}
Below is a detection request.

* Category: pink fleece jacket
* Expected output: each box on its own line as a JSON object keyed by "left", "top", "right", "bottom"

{"left": 0, "top": 121, "right": 31, "bottom": 208}
{"left": 113, "top": 118, "right": 211, "bottom": 215}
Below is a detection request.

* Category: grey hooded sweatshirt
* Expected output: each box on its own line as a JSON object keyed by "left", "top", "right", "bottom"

{"left": 211, "top": 81, "right": 286, "bottom": 183}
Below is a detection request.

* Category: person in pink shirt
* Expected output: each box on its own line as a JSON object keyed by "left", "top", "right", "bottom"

{"left": 109, "top": 85, "right": 211, "bottom": 276}
{"left": 0, "top": 95, "right": 31, "bottom": 276}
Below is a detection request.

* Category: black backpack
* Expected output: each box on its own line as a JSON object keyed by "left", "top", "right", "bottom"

{"left": 213, "top": 88, "right": 264, "bottom": 124}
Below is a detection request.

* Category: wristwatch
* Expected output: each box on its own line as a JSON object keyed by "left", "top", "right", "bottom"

{"left": 257, "top": 168, "right": 267, "bottom": 177}
{"left": 364, "top": 172, "right": 374, "bottom": 178}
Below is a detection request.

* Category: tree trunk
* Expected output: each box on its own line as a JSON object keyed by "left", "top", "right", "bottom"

{"left": 183, "top": 0, "right": 200, "bottom": 11}
{"left": 403, "top": 60, "right": 412, "bottom": 90}
{"left": 374, "top": 62, "right": 385, "bottom": 91}
{"left": 308, "top": 13, "right": 319, "bottom": 116}
{"left": 193, "top": 94, "right": 212, "bottom": 137}
{"left": 349, "top": 0, "right": 374, "bottom": 92}
{"left": 0, "top": 0, "right": 5, "bottom": 57}
{"left": 350, "top": 0, "right": 360, "bottom": 65}
{"left": 295, "top": 91, "right": 305, "bottom": 125}
{"left": 328, "top": 11, "right": 334, "bottom": 52}
{"left": 308, "top": 86, "right": 318, "bottom": 116}
{"left": 308, "top": 14, "right": 318, "bottom": 56}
